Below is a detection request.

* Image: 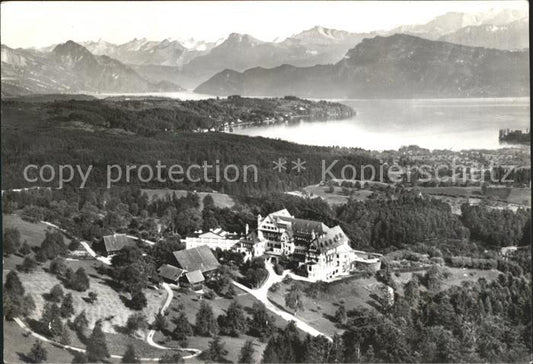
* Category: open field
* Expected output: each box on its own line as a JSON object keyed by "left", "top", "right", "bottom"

{"left": 149, "top": 284, "right": 303, "bottom": 362}
{"left": 267, "top": 276, "right": 377, "bottom": 337}
{"left": 292, "top": 184, "right": 373, "bottom": 206}
{"left": 5, "top": 264, "right": 162, "bottom": 334}
{"left": 267, "top": 266, "right": 502, "bottom": 337}
{"left": 3, "top": 320, "right": 78, "bottom": 364}
{"left": 141, "top": 189, "right": 235, "bottom": 209}
{"left": 2, "top": 214, "right": 72, "bottom": 270}
{"left": 417, "top": 186, "right": 531, "bottom": 206}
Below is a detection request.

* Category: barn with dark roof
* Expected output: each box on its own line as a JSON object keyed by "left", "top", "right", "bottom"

{"left": 172, "top": 245, "right": 220, "bottom": 274}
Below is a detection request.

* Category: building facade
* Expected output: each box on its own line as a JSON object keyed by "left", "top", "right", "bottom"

{"left": 240, "top": 209, "right": 381, "bottom": 281}
{"left": 183, "top": 228, "right": 241, "bottom": 251}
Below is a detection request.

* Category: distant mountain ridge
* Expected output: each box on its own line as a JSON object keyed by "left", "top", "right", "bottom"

{"left": 439, "top": 17, "right": 528, "bottom": 50}
{"left": 1, "top": 8, "right": 528, "bottom": 94}
{"left": 388, "top": 9, "right": 527, "bottom": 39}
{"left": 195, "top": 34, "right": 529, "bottom": 99}
{"left": 1, "top": 41, "right": 183, "bottom": 96}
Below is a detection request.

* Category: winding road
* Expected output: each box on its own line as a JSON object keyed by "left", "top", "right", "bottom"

{"left": 145, "top": 282, "right": 201, "bottom": 359}
{"left": 232, "top": 261, "right": 332, "bottom": 340}
{"left": 37, "top": 221, "right": 202, "bottom": 359}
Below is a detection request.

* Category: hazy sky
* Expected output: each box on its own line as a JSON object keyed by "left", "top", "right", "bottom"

{"left": 1, "top": 1, "right": 528, "bottom": 48}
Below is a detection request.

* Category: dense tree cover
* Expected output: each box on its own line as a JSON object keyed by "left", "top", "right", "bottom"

{"left": 2, "top": 184, "right": 530, "bottom": 261}
{"left": 461, "top": 204, "right": 530, "bottom": 247}
{"left": 336, "top": 192, "right": 469, "bottom": 249}
{"left": 263, "top": 273, "right": 532, "bottom": 363}
{"left": 111, "top": 246, "right": 158, "bottom": 294}
{"left": 2, "top": 100, "right": 378, "bottom": 194}
{"left": 33, "top": 96, "right": 353, "bottom": 135}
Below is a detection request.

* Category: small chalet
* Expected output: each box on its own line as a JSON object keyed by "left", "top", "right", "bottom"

{"left": 157, "top": 264, "right": 184, "bottom": 284}
{"left": 102, "top": 234, "right": 137, "bottom": 256}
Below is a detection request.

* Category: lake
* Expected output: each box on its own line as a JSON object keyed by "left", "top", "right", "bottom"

{"left": 94, "top": 92, "right": 530, "bottom": 151}
{"left": 231, "top": 98, "right": 530, "bottom": 151}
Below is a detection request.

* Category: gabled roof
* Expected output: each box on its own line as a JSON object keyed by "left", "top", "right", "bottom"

{"left": 157, "top": 264, "right": 184, "bottom": 281}
{"left": 173, "top": 245, "right": 220, "bottom": 273}
{"left": 310, "top": 225, "right": 348, "bottom": 253}
{"left": 103, "top": 234, "right": 136, "bottom": 253}
{"left": 277, "top": 216, "right": 328, "bottom": 235}
{"left": 240, "top": 230, "right": 260, "bottom": 244}
{"left": 269, "top": 208, "right": 292, "bottom": 218}
{"left": 186, "top": 270, "right": 205, "bottom": 285}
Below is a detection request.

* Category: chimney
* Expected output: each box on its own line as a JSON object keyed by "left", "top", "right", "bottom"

{"left": 245, "top": 224, "right": 249, "bottom": 236}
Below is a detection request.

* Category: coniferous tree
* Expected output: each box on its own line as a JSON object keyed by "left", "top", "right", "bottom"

{"left": 4, "top": 271, "right": 25, "bottom": 296}
{"left": 41, "top": 302, "right": 63, "bottom": 337}
{"left": 86, "top": 320, "right": 110, "bottom": 362}
{"left": 72, "top": 352, "right": 88, "bottom": 363}
{"left": 19, "top": 240, "right": 32, "bottom": 256}
{"left": 238, "top": 340, "right": 255, "bottom": 364}
{"left": 195, "top": 301, "right": 218, "bottom": 337}
{"left": 19, "top": 256, "right": 38, "bottom": 273}
{"left": 205, "top": 336, "right": 228, "bottom": 362}
{"left": 153, "top": 312, "right": 168, "bottom": 332}
{"left": 72, "top": 310, "right": 89, "bottom": 335}
{"left": 172, "top": 312, "right": 193, "bottom": 344}
{"left": 121, "top": 344, "right": 140, "bottom": 363}
{"left": 28, "top": 340, "right": 47, "bottom": 363}
{"left": 60, "top": 293, "right": 75, "bottom": 318}
{"left": 218, "top": 300, "right": 247, "bottom": 337}
{"left": 334, "top": 305, "right": 347, "bottom": 325}
{"left": 158, "top": 352, "right": 184, "bottom": 364}
{"left": 49, "top": 284, "right": 64, "bottom": 302}
{"left": 4, "top": 227, "right": 21, "bottom": 256}
{"left": 60, "top": 326, "right": 71, "bottom": 345}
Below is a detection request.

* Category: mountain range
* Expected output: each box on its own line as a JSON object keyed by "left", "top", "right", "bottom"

{"left": 1, "top": 9, "right": 528, "bottom": 96}
{"left": 1, "top": 41, "right": 182, "bottom": 96}
{"left": 195, "top": 34, "right": 529, "bottom": 98}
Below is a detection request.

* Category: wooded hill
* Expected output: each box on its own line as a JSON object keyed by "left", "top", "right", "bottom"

{"left": 1, "top": 98, "right": 372, "bottom": 194}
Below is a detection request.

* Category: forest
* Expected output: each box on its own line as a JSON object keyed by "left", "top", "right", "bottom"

{"left": 10, "top": 95, "right": 354, "bottom": 135}
{"left": 262, "top": 272, "right": 531, "bottom": 363}
{"left": 1, "top": 99, "right": 374, "bottom": 194}
{"left": 3, "top": 185, "right": 531, "bottom": 363}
